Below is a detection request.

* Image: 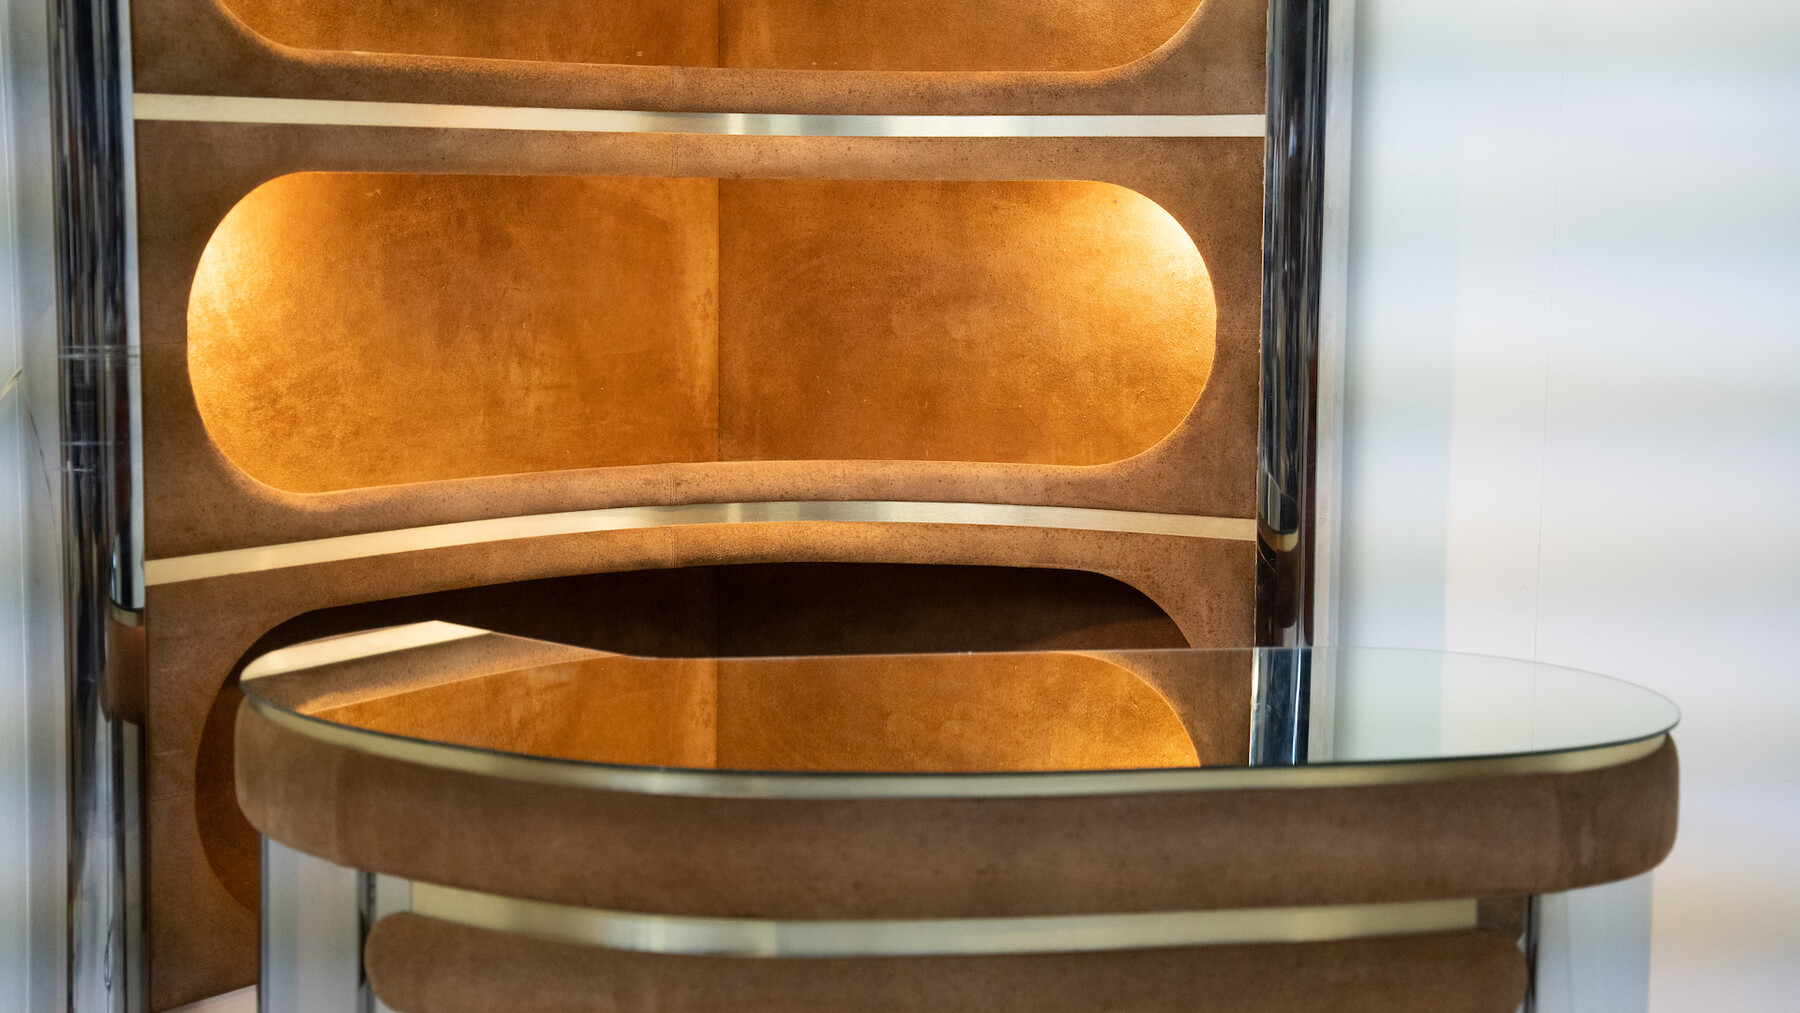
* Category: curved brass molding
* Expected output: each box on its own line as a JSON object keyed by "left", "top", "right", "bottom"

{"left": 132, "top": 93, "right": 1267, "bottom": 138}
{"left": 144, "top": 501, "right": 1258, "bottom": 585}
{"left": 407, "top": 883, "right": 1478, "bottom": 956}
{"left": 246, "top": 694, "right": 1667, "bottom": 800}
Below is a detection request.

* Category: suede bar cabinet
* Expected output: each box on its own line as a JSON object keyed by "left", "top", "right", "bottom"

{"left": 32, "top": 0, "right": 1686, "bottom": 1010}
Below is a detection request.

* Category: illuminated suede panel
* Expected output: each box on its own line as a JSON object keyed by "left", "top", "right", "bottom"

{"left": 189, "top": 173, "right": 1215, "bottom": 492}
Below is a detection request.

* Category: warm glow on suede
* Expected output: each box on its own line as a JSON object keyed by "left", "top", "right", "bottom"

{"left": 188, "top": 173, "right": 1217, "bottom": 492}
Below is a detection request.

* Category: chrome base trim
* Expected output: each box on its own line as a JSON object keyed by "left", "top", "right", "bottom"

{"left": 409, "top": 883, "right": 1477, "bottom": 957}
{"left": 261, "top": 838, "right": 363, "bottom": 1013}
{"left": 1528, "top": 874, "right": 1655, "bottom": 1013}
{"left": 249, "top": 693, "right": 1667, "bottom": 799}
{"left": 144, "top": 501, "right": 1258, "bottom": 586}
{"left": 132, "top": 93, "right": 1266, "bottom": 138}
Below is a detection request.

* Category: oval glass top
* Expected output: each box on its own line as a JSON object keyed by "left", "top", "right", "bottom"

{"left": 239, "top": 623, "right": 1678, "bottom": 794}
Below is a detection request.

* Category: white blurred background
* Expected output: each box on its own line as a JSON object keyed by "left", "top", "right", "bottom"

{"left": 1339, "top": 0, "right": 1800, "bottom": 1008}
{"left": 6, "top": 0, "right": 1800, "bottom": 1009}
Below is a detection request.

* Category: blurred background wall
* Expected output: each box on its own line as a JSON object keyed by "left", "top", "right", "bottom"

{"left": 1338, "top": 0, "right": 1800, "bottom": 1008}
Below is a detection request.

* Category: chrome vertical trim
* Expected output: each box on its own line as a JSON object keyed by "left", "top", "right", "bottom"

{"left": 357, "top": 873, "right": 411, "bottom": 1013}
{"left": 1521, "top": 895, "right": 1541, "bottom": 1013}
{"left": 1257, "top": 0, "right": 1332, "bottom": 651}
{"left": 1309, "top": 0, "right": 1356, "bottom": 651}
{"left": 1528, "top": 876, "right": 1655, "bottom": 1013}
{"left": 1248, "top": 647, "right": 1310, "bottom": 765}
{"left": 113, "top": 0, "right": 142, "bottom": 613}
{"left": 48, "top": 0, "right": 143, "bottom": 1006}
{"left": 261, "top": 839, "right": 364, "bottom": 1013}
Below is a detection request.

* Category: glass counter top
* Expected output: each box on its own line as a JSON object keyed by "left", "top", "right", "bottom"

{"left": 238, "top": 622, "right": 1678, "bottom": 797}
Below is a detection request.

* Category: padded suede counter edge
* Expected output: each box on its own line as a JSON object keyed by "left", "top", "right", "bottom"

{"left": 237, "top": 704, "right": 1678, "bottom": 920}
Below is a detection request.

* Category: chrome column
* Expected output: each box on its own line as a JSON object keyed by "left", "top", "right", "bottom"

{"left": 1253, "top": 0, "right": 1334, "bottom": 764}
{"left": 1258, "top": 0, "right": 1331, "bottom": 651}
{"left": 49, "top": 0, "right": 144, "bottom": 1007}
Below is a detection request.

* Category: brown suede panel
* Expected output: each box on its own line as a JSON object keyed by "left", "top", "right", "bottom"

{"left": 238, "top": 694, "right": 1680, "bottom": 919}
{"left": 187, "top": 175, "right": 1214, "bottom": 491}
{"left": 1477, "top": 897, "right": 1529, "bottom": 940}
{"left": 149, "top": 528, "right": 1252, "bottom": 1006}
{"left": 132, "top": 0, "right": 1266, "bottom": 115}
{"left": 715, "top": 653, "right": 1200, "bottom": 771}
{"left": 719, "top": 0, "right": 1202, "bottom": 73}
{"left": 1095, "top": 647, "right": 1253, "bottom": 764}
{"left": 305, "top": 652, "right": 1204, "bottom": 773}
{"left": 225, "top": 0, "right": 722, "bottom": 69}
{"left": 221, "top": 0, "right": 1202, "bottom": 75}
{"left": 250, "top": 633, "right": 606, "bottom": 715}
{"left": 716, "top": 179, "right": 1214, "bottom": 467}
{"left": 138, "top": 125, "right": 1265, "bottom": 557}
{"left": 365, "top": 915, "right": 1528, "bottom": 1013}
{"left": 148, "top": 791, "right": 258, "bottom": 1011}
{"left": 318, "top": 657, "right": 724, "bottom": 769}
{"left": 189, "top": 173, "right": 721, "bottom": 491}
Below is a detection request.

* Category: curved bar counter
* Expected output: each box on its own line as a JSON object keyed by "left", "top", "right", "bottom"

{"left": 235, "top": 634, "right": 1678, "bottom": 1013}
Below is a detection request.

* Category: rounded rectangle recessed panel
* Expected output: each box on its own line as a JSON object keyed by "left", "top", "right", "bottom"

{"left": 216, "top": 0, "right": 1203, "bottom": 73}
{"left": 188, "top": 173, "right": 1216, "bottom": 493}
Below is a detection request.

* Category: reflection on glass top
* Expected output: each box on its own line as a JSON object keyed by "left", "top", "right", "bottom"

{"left": 239, "top": 622, "right": 1679, "bottom": 780}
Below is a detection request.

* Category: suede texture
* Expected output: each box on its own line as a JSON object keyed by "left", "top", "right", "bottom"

{"left": 304, "top": 652, "right": 1210, "bottom": 773}
{"left": 131, "top": 0, "right": 1267, "bottom": 114}
{"left": 138, "top": 124, "right": 1265, "bottom": 557}
{"left": 133, "top": 0, "right": 1278, "bottom": 1002}
{"left": 221, "top": 0, "right": 1201, "bottom": 75}
{"left": 364, "top": 916, "right": 1529, "bottom": 1013}
{"left": 188, "top": 173, "right": 722, "bottom": 491}
{"left": 149, "top": 532, "right": 1252, "bottom": 1007}
{"left": 237, "top": 697, "right": 1680, "bottom": 919}
{"left": 187, "top": 175, "right": 1217, "bottom": 492}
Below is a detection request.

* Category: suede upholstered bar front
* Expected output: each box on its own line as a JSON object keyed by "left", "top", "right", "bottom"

{"left": 364, "top": 916, "right": 1529, "bottom": 1013}
{"left": 237, "top": 701, "right": 1679, "bottom": 920}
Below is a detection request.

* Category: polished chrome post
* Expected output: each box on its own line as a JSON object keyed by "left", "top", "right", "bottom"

{"left": 1257, "top": 0, "right": 1332, "bottom": 651}
{"left": 1248, "top": 647, "right": 1311, "bottom": 765}
{"left": 261, "top": 839, "right": 374, "bottom": 1013}
{"left": 48, "top": 0, "right": 144, "bottom": 1007}
{"left": 1527, "top": 876, "right": 1655, "bottom": 1013}
{"left": 1252, "top": 0, "right": 1333, "bottom": 767}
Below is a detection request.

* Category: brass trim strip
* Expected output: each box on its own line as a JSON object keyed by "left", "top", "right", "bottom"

{"left": 132, "top": 94, "right": 1267, "bottom": 138}
{"left": 239, "top": 621, "right": 489, "bottom": 682}
{"left": 408, "top": 883, "right": 1478, "bottom": 956}
{"left": 144, "top": 501, "right": 1258, "bottom": 585}
{"left": 247, "top": 695, "right": 1667, "bottom": 799}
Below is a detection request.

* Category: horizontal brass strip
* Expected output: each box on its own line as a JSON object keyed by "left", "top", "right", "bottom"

{"left": 132, "top": 93, "right": 1267, "bottom": 138}
{"left": 408, "top": 882, "right": 1478, "bottom": 956}
{"left": 144, "top": 501, "right": 1258, "bottom": 585}
{"left": 240, "top": 621, "right": 489, "bottom": 682}
{"left": 247, "top": 694, "right": 1667, "bottom": 799}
